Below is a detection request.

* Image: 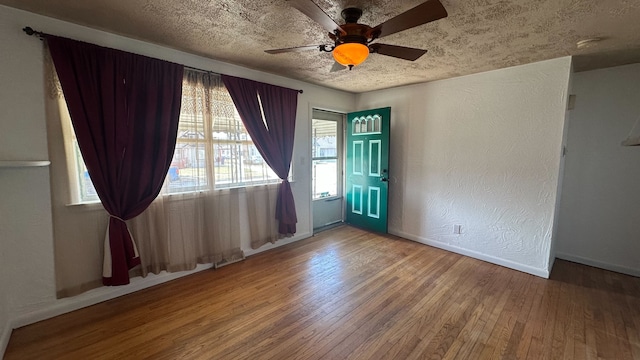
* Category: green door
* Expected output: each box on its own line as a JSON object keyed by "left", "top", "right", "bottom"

{"left": 345, "top": 107, "right": 390, "bottom": 233}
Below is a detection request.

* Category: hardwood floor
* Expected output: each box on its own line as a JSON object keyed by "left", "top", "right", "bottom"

{"left": 5, "top": 225, "right": 640, "bottom": 359}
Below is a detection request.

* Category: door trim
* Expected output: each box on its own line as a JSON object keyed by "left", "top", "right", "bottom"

{"left": 309, "top": 106, "right": 348, "bottom": 231}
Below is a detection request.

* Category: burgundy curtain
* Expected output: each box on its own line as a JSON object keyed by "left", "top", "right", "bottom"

{"left": 221, "top": 75, "right": 299, "bottom": 235}
{"left": 46, "top": 35, "right": 184, "bottom": 285}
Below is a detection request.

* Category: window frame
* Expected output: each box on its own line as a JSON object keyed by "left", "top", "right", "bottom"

{"left": 66, "top": 79, "right": 285, "bottom": 204}
{"left": 311, "top": 110, "right": 344, "bottom": 201}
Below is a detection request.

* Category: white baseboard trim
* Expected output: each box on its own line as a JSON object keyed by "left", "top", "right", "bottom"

{"left": 11, "top": 263, "right": 214, "bottom": 329}
{"left": 10, "top": 232, "right": 313, "bottom": 331}
{"left": 1, "top": 320, "right": 12, "bottom": 359}
{"left": 548, "top": 255, "right": 556, "bottom": 276}
{"left": 556, "top": 252, "right": 640, "bottom": 278}
{"left": 243, "top": 231, "right": 312, "bottom": 257}
{"left": 390, "top": 228, "right": 550, "bottom": 279}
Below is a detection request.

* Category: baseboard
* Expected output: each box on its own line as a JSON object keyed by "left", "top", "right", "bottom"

{"left": 313, "top": 222, "right": 344, "bottom": 234}
{"left": 548, "top": 255, "right": 556, "bottom": 276}
{"left": 556, "top": 252, "right": 640, "bottom": 278}
{"left": 1, "top": 319, "right": 12, "bottom": 359}
{"left": 10, "top": 232, "right": 313, "bottom": 330}
{"left": 243, "top": 231, "right": 312, "bottom": 257}
{"left": 11, "top": 263, "right": 214, "bottom": 329}
{"left": 390, "top": 228, "right": 550, "bottom": 279}
{"left": 5, "top": 264, "right": 215, "bottom": 357}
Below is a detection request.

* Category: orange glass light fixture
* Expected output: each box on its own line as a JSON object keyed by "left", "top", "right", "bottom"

{"left": 332, "top": 42, "right": 369, "bottom": 69}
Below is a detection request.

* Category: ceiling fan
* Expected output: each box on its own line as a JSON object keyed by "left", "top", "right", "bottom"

{"left": 265, "top": 0, "right": 448, "bottom": 70}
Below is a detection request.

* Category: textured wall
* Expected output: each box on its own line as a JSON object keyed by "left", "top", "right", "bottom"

{"left": 0, "top": 4, "right": 354, "bottom": 337}
{"left": 0, "top": 232, "right": 9, "bottom": 357}
{"left": 0, "top": 10, "right": 48, "bottom": 161}
{"left": 547, "top": 62, "right": 574, "bottom": 269}
{"left": 0, "top": 168, "right": 56, "bottom": 316}
{"left": 556, "top": 64, "right": 640, "bottom": 277}
{"left": 356, "top": 57, "right": 572, "bottom": 276}
{"left": 0, "top": 7, "right": 57, "bottom": 353}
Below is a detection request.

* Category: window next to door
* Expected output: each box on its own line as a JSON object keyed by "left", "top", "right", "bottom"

{"left": 311, "top": 110, "right": 343, "bottom": 200}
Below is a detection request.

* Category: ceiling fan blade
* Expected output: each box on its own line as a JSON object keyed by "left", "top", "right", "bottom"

{"left": 265, "top": 45, "right": 324, "bottom": 54}
{"left": 369, "top": 43, "right": 428, "bottom": 61}
{"left": 330, "top": 62, "right": 346, "bottom": 72}
{"left": 289, "top": 0, "right": 345, "bottom": 35}
{"left": 369, "top": 0, "right": 447, "bottom": 39}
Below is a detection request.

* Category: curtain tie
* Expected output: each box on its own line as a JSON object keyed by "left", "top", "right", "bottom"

{"left": 109, "top": 214, "right": 127, "bottom": 223}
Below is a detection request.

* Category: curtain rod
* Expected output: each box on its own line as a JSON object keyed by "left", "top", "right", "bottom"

{"left": 22, "top": 26, "right": 304, "bottom": 94}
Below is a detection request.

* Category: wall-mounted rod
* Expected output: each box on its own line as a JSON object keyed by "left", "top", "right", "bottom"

{"left": 22, "top": 26, "right": 304, "bottom": 94}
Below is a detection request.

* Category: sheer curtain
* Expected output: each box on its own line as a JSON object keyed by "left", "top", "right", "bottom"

{"left": 47, "top": 57, "right": 254, "bottom": 296}
{"left": 245, "top": 184, "right": 279, "bottom": 249}
{"left": 128, "top": 70, "right": 245, "bottom": 277}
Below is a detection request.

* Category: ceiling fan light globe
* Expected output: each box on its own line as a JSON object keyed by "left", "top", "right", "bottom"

{"left": 333, "top": 43, "right": 369, "bottom": 67}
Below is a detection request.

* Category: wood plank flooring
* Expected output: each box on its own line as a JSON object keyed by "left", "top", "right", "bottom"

{"left": 5, "top": 225, "right": 640, "bottom": 359}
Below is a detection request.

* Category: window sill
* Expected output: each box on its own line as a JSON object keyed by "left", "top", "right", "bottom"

{"left": 313, "top": 195, "right": 342, "bottom": 202}
{"left": 65, "top": 201, "right": 104, "bottom": 210}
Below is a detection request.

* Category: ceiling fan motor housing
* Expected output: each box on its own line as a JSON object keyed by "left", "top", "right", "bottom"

{"left": 335, "top": 8, "right": 374, "bottom": 45}
{"left": 341, "top": 7, "right": 362, "bottom": 23}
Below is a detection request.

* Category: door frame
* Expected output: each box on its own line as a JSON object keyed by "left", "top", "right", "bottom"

{"left": 308, "top": 105, "right": 349, "bottom": 233}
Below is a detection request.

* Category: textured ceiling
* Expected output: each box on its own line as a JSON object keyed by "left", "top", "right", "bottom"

{"left": 3, "top": 0, "right": 640, "bottom": 93}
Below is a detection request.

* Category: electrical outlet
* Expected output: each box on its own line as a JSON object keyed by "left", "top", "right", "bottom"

{"left": 453, "top": 225, "right": 461, "bottom": 234}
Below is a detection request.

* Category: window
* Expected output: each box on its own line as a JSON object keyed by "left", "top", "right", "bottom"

{"left": 72, "top": 139, "right": 99, "bottom": 202}
{"left": 70, "top": 71, "right": 280, "bottom": 203}
{"left": 312, "top": 110, "right": 343, "bottom": 199}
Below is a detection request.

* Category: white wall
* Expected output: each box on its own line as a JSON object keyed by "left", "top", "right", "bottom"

{"left": 556, "top": 64, "right": 640, "bottom": 277}
{"left": 548, "top": 63, "right": 575, "bottom": 269}
{"left": 1, "top": 6, "right": 57, "bottom": 355}
{"left": 0, "top": 233, "right": 10, "bottom": 357}
{"left": 0, "top": 4, "right": 354, "bottom": 352}
{"left": 356, "top": 57, "right": 572, "bottom": 277}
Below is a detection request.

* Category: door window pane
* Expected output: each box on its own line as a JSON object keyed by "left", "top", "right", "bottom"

{"left": 312, "top": 120, "right": 338, "bottom": 158}
{"left": 312, "top": 118, "right": 339, "bottom": 199}
{"left": 312, "top": 159, "right": 337, "bottom": 198}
